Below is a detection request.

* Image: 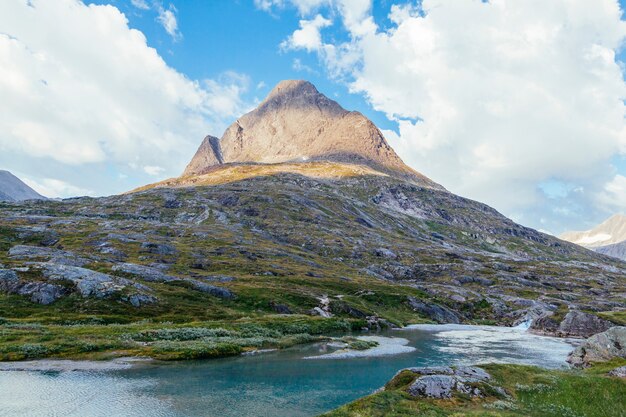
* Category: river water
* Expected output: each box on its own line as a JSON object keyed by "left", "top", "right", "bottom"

{"left": 0, "top": 324, "right": 576, "bottom": 417}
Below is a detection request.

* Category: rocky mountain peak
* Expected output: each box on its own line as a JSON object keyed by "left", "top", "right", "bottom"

{"left": 183, "top": 80, "right": 442, "bottom": 189}
{"left": 561, "top": 213, "right": 626, "bottom": 248}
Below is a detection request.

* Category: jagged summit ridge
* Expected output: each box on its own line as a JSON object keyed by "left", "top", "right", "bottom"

{"left": 183, "top": 80, "right": 441, "bottom": 189}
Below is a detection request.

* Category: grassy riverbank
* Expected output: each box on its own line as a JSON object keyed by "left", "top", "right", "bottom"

{"left": 323, "top": 361, "right": 626, "bottom": 417}
{"left": 0, "top": 315, "right": 364, "bottom": 361}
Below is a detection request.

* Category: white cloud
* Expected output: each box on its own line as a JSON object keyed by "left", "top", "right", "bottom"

{"left": 0, "top": 0, "right": 249, "bottom": 185}
{"left": 598, "top": 174, "right": 626, "bottom": 209}
{"left": 281, "top": 14, "right": 332, "bottom": 52}
{"left": 23, "top": 177, "right": 94, "bottom": 199}
{"left": 157, "top": 3, "right": 181, "bottom": 41}
{"left": 255, "top": 0, "right": 330, "bottom": 16}
{"left": 130, "top": 0, "right": 150, "bottom": 10}
{"left": 271, "top": 0, "right": 626, "bottom": 233}
{"left": 143, "top": 165, "right": 165, "bottom": 176}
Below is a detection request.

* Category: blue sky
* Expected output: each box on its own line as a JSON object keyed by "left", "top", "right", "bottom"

{"left": 2, "top": 0, "right": 626, "bottom": 235}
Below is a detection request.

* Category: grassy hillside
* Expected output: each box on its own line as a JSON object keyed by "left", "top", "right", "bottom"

{"left": 0, "top": 167, "right": 624, "bottom": 360}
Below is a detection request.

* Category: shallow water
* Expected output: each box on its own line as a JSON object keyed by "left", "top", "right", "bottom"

{"left": 0, "top": 324, "right": 575, "bottom": 417}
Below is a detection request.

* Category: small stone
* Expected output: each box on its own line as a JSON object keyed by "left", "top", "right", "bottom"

{"left": 608, "top": 366, "right": 626, "bottom": 378}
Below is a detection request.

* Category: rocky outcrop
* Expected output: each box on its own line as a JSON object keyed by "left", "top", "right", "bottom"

{"left": 0, "top": 269, "right": 67, "bottom": 305}
{"left": 112, "top": 262, "right": 234, "bottom": 299}
{"left": 530, "top": 311, "right": 613, "bottom": 338}
{"left": 403, "top": 366, "right": 493, "bottom": 399}
{"left": 9, "top": 245, "right": 90, "bottom": 267}
{"left": 567, "top": 326, "right": 626, "bottom": 366}
{"left": 407, "top": 297, "right": 460, "bottom": 324}
{"left": 557, "top": 311, "right": 613, "bottom": 337}
{"left": 182, "top": 80, "right": 442, "bottom": 188}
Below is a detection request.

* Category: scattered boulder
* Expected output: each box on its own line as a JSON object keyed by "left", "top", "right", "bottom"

{"left": 124, "top": 293, "right": 158, "bottom": 307}
{"left": 186, "top": 280, "right": 235, "bottom": 299}
{"left": 608, "top": 366, "right": 626, "bottom": 378}
{"left": 405, "top": 366, "right": 492, "bottom": 399}
{"left": 374, "top": 248, "right": 398, "bottom": 260}
{"left": 407, "top": 297, "right": 460, "bottom": 324}
{"left": 568, "top": 326, "right": 626, "bottom": 367}
{"left": 140, "top": 242, "right": 177, "bottom": 259}
{"left": 557, "top": 311, "right": 613, "bottom": 338}
{"left": 269, "top": 302, "right": 292, "bottom": 314}
{"left": 0, "top": 269, "right": 68, "bottom": 305}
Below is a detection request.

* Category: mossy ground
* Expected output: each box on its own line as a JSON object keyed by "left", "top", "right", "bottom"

{"left": 322, "top": 362, "right": 626, "bottom": 417}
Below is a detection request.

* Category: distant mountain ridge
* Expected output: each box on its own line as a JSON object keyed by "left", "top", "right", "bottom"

{"left": 560, "top": 214, "right": 626, "bottom": 261}
{"left": 0, "top": 171, "right": 45, "bottom": 202}
{"left": 183, "top": 80, "right": 441, "bottom": 189}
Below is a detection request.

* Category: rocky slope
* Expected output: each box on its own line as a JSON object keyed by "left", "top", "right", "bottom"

{"left": 0, "top": 171, "right": 45, "bottom": 202}
{"left": 595, "top": 240, "right": 626, "bottom": 261}
{"left": 183, "top": 80, "right": 440, "bottom": 188}
{"left": 0, "top": 80, "right": 624, "bottom": 349}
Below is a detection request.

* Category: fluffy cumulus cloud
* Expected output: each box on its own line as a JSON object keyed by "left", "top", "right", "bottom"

{"left": 281, "top": 14, "right": 332, "bottom": 52}
{"left": 0, "top": 0, "right": 249, "bottom": 197}
{"left": 263, "top": 0, "right": 626, "bottom": 233}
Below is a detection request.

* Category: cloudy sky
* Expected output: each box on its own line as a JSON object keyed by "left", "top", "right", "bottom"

{"left": 1, "top": 0, "right": 626, "bottom": 235}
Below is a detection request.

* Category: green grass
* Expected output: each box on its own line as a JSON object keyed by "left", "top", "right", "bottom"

{"left": 322, "top": 362, "right": 626, "bottom": 417}
{"left": 0, "top": 315, "right": 357, "bottom": 361}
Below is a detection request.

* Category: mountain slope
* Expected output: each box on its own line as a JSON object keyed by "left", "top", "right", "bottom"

{"left": 0, "top": 80, "right": 625, "bottom": 361}
{"left": 183, "top": 80, "right": 441, "bottom": 188}
{"left": 560, "top": 214, "right": 626, "bottom": 248}
{"left": 594, "top": 241, "right": 626, "bottom": 261}
{"left": 0, "top": 171, "right": 45, "bottom": 202}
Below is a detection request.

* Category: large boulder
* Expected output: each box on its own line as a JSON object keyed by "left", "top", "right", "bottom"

{"left": 405, "top": 366, "right": 491, "bottom": 399}
{"left": 567, "top": 326, "right": 626, "bottom": 367}
{"left": 557, "top": 311, "right": 613, "bottom": 338}
{"left": 531, "top": 311, "right": 613, "bottom": 338}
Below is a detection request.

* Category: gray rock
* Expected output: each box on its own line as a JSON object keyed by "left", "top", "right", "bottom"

{"left": 557, "top": 311, "right": 613, "bottom": 338}
{"left": 270, "top": 302, "right": 292, "bottom": 314}
{"left": 125, "top": 293, "right": 158, "bottom": 307}
{"left": 186, "top": 280, "right": 235, "bottom": 299}
{"left": 9, "top": 245, "right": 89, "bottom": 267}
{"left": 40, "top": 263, "right": 127, "bottom": 298}
{"left": 0, "top": 269, "right": 67, "bottom": 305}
{"left": 407, "top": 297, "right": 460, "bottom": 324}
{"left": 112, "top": 263, "right": 178, "bottom": 283}
{"left": 374, "top": 248, "right": 398, "bottom": 259}
{"left": 405, "top": 366, "right": 491, "bottom": 399}
{"left": 568, "top": 326, "right": 626, "bottom": 367}
{"left": 0, "top": 269, "right": 19, "bottom": 288}
{"left": 608, "top": 366, "right": 626, "bottom": 378}
{"left": 140, "top": 242, "right": 177, "bottom": 256}
{"left": 17, "top": 281, "right": 68, "bottom": 305}
{"left": 408, "top": 375, "right": 457, "bottom": 398}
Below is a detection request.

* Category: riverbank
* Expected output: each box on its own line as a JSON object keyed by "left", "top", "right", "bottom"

{"left": 323, "top": 360, "right": 626, "bottom": 417}
{"left": 0, "top": 315, "right": 363, "bottom": 361}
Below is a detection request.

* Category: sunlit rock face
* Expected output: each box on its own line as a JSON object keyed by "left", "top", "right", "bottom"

{"left": 183, "top": 80, "right": 441, "bottom": 188}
